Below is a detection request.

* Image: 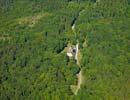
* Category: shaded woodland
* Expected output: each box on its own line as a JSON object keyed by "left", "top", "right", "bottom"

{"left": 0, "top": 0, "right": 130, "bottom": 100}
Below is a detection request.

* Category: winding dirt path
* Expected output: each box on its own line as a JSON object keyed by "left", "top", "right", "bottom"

{"left": 71, "top": 22, "right": 83, "bottom": 95}
{"left": 75, "top": 69, "right": 83, "bottom": 95}
{"left": 70, "top": 8, "right": 86, "bottom": 95}
{"left": 74, "top": 43, "right": 83, "bottom": 95}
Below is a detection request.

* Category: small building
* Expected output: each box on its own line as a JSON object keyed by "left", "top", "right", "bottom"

{"left": 66, "top": 44, "right": 78, "bottom": 60}
{"left": 67, "top": 46, "right": 73, "bottom": 57}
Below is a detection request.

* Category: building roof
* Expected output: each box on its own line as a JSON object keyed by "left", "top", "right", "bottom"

{"left": 67, "top": 53, "right": 73, "bottom": 57}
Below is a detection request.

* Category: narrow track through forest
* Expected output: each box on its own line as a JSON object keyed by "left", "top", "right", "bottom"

{"left": 71, "top": 9, "right": 85, "bottom": 95}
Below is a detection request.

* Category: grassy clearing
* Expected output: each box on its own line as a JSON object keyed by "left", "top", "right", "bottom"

{"left": 18, "top": 12, "right": 52, "bottom": 27}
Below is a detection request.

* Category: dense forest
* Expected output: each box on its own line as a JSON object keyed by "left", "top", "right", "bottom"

{"left": 0, "top": 0, "right": 130, "bottom": 100}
